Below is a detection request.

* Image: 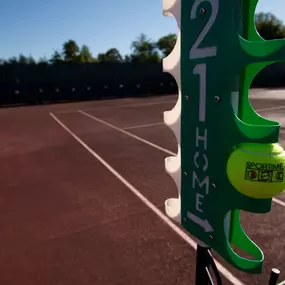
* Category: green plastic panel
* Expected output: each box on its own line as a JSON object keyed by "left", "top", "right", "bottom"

{"left": 162, "top": 0, "right": 285, "bottom": 274}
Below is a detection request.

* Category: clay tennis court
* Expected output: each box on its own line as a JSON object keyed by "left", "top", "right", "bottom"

{"left": 1, "top": 89, "right": 285, "bottom": 285}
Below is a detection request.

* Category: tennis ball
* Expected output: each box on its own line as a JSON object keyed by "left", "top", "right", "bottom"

{"left": 227, "top": 143, "right": 285, "bottom": 199}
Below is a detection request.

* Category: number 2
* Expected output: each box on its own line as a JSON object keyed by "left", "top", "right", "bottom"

{"left": 190, "top": 0, "right": 219, "bottom": 59}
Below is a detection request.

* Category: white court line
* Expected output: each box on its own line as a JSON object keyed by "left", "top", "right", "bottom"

{"left": 123, "top": 122, "right": 164, "bottom": 130}
{"left": 273, "top": 197, "right": 285, "bottom": 207}
{"left": 55, "top": 100, "right": 176, "bottom": 115}
{"left": 49, "top": 112, "right": 244, "bottom": 285}
{"left": 81, "top": 100, "right": 176, "bottom": 112}
{"left": 78, "top": 110, "right": 174, "bottom": 155}
{"left": 79, "top": 109, "right": 285, "bottom": 208}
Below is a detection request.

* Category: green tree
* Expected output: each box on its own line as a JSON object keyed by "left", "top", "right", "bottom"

{"left": 255, "top": 12, "right": 285, "bottom": 40}
{"left": 130, "top": 33, "right": 160, "bottom": 63}
{"left": 156, "top": 33, "right": 177, "bottom": 58}
{"left": 50, "top": 50, "right": 63, "bottom": 64}
{"left": 79, "top": 44, "right": 93, "bottom": 62}
{"left": 124, "top": 55, "right": 132, "bottom": 63}
{"left": 27, "top": 55, "right": 36, "bottom": 64}
{"left": 63, "top": 39, "right": 80, "bottom": 61}
{"left": 7, "top": 56, "right": 18, "bottom": 64}
{"left": 38, "top": 56, "right": 49, "bottom": 65}
{"left": 18, "top": 54, "right": 28, "bottom": 64}
{"left": 98, "top": 48, "right": 123, "bottom": 62}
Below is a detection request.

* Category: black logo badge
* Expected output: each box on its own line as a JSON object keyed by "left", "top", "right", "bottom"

{"left": 245, "top": 162, "right": 284, "bottom": 182}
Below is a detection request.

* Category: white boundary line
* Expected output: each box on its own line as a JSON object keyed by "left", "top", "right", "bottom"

{"left": 79, "top": 110, "right": 285, "bottom": 208}
{"left": 54, "top": 100, "right": 176, "bottom": 115}
{"left": 123, "top": 122, "right": 164, "bottom": 130}
{"left": 273, "top": 197, "right": 285, "bottom": 207}
{"left": 82, "top": 100, "right": 176, "bottom": 112}
{"left": 78, "top": 110, "right": 174, "bottom": 155}
{"left": 49, "top": 112, "right": 244, "bottom": 285}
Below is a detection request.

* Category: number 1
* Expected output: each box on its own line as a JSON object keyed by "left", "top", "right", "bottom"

{"left": 193, "top": 63, "right": 207, "bottom": 122}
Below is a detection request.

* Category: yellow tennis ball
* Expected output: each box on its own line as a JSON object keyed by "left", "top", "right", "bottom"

{"left": 227, "top": 143, "right": 285, "bottom": 199}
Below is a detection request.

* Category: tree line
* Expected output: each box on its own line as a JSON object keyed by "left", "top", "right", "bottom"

{"left": 1, "top": 12, "right": 285, "bottom": 66}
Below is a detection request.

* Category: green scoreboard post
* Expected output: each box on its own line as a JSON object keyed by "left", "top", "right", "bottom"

{"left": 162, "top": 0, "right": 285, "bottom": 283}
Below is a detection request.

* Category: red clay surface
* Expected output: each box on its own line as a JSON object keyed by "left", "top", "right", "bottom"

{"left": 1, "top": 91, "right": 285, "bottom": 285}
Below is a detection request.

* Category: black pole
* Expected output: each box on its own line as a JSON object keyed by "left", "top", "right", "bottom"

{"left": 195, "top": 244, "right": 211, "bottom": 285}
{"left": 268, "top": 268, "right": 280, "bottom": 285}
{"left": 195, "top": 244, "right": 223, "bottom": 285}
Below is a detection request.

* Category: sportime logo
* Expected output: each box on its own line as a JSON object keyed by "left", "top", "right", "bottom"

{"left": 245, "top": 162, "right": 284, "bottom": 183}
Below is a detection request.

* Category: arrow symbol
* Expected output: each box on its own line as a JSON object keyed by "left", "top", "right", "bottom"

{"left": 187, "top": 212, "right": 213, "bottom": 233}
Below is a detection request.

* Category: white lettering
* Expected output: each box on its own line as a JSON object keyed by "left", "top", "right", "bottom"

{"left": 190, "top": 0, "right": 219, "bottom": 59}
{"left": 196, "top": 193, "right": 204, "bottom": 212}
{"left": 188, "top": 0, "right": 219, "bottom": 228}
{"left": 196, "top": 127, "right": 207, "bottom": 150}
{"left": 192, "top": 171, "right": 210, "bottom": 194}
{"left": 194, "top": 152, "right": 209, "bottom": 172}
{"left": 193, "top": 63, "right": 207, "bottom": 122}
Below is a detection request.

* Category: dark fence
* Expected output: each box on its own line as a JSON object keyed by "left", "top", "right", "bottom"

{"left": 0, "top": 61, "right": 285, "bottom": 106}
{"left": 252, "top": 62, "right": 285, "bottom": 88}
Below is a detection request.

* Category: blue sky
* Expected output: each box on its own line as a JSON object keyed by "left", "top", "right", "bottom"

{"left": 0, "top": 0, "right": 283, "bottom": 61}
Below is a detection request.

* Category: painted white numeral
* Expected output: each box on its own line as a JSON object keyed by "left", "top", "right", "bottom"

{"left": 190, "top": 0, "right": 219, "bottom": 59}
{"left": 193, "top": 63, "right": 207, "bottom": 122}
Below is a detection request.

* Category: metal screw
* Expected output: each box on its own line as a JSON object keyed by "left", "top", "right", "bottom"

{"left": 210, "top": 235, "right": 214, "bottom": 240}
{"left": 200, "top": 8, "right": 206, "bottom": 15}
{"left": 184, "top": 95, "right": 189, "bottom": 100}
{"left": 212, "top": 183, "right": 216, "bottom": 189}
{"left": 184, "top": 172, "right": 188, "bottom": 176}
{"left": 215, "top": 96, "right": 221, "bottom": 102}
